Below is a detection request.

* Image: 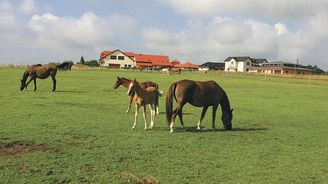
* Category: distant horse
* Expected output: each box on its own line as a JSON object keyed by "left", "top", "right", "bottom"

{"left": 160, "top": 68, "right": 170, "bottom": 74}
{"left": 20, "top": 65, "right": 57, "bottom": 92}
{"left": 169, "top": 68, "right": 181, "bottom": 75}
{"left": 56, "top": 62, "right": 74, "bottom": 71}
{"left": 113, "top": 76, "right": 160, "bottom": 114}
{"left": 166, "top": 79, "right": 233, "bottom": 133}
{"left": 127, "top": 79, "right": 161, "bottom": 130}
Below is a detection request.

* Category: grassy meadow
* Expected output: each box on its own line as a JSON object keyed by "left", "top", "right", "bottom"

{"left": 0, "top": 67, "right": 328, "bottom": 183}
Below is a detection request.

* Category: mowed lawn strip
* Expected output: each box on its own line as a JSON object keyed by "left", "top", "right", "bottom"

{"left": 0, "top": 68, "right": 328, "bottom": 183}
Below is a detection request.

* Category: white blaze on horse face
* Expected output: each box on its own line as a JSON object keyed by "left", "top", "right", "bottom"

{"left": 127, "top": 82, "right": 133, "bottom": 95}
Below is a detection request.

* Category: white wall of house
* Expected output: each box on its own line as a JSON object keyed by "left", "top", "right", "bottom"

{"left": 100, "top": 50, "right": 136, "bottom": 68}
{"left": 225, "top": 58, "right": 252, "bottom": 72}
{"left": 225, "top": 59, "right": 237, "bottom": 72}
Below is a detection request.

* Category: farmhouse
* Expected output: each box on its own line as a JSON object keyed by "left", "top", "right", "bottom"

{"left": 250, "top": 61, "right": 317, "bottom": 75}
{"left": 99, "top": 49, "right": 172, "bottom": 68}
{"left": 224, "top": 56, "right": 268, "bottom": 72}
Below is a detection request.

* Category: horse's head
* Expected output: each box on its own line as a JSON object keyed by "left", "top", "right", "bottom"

{"left": 127, "top": 79, "right": 138, "bottom": 96}
{"left": 222, "top": 109, "right": 233, "bottom": 130}
{"left": 113, "top": 76, "right": 123, "bottom": 89}
{"left": 20, "top": 79, "right": 26, "bottom": 91}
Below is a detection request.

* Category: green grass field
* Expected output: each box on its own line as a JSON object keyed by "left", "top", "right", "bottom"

{"left": 1, "top": 68, "right": 328, "bottom": 183}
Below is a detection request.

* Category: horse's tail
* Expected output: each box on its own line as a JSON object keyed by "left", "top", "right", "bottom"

{"left": 166, "top": 82, "right": 177, "bottom": 125}
{"left": 158, "top": 90, "right": 163, "bottom": 97}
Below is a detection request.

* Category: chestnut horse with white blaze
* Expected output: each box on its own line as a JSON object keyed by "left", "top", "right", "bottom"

{"left": 127, "top": 79, "right": 161, "bottom": 130}
{"left": 166, "top": 79, "right": 233, "bottom": 133}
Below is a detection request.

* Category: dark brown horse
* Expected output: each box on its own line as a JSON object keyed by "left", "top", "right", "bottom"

{"left": 56, "top": 62, "right": 74, "bottom": 71}
{"left": 113, "top": 76, "right": 160, "bottom": 113}
{"left": 20, "top": 65, "right": 57, "bottom": 91}
{"left": 166, "top": 79, "right": 233, "bottom": 133}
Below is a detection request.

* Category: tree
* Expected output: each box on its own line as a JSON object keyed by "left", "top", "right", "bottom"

{"left": 85, "top": 60, "right": 100, "bottom": 67}
{"left": 80, "top": 56, "right": 85, "bottom": 65}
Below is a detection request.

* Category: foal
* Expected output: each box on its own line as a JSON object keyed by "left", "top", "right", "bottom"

{"left": 127, "top": 79, "right": 160, "bottom": 130}
{"left": 113, "top": 76, "right": 160, "bottom": 114}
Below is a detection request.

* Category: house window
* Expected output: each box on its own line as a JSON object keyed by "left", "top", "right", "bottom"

{"left": 231, "top": 61, "right": 234, "bottom": 65}
{"left": 246, "top": 62, "right": 250, "bottom": 65}
{"left": 118, "top": 56, "right": 124, "bottom": 60}
{"left": 110, "top": 55, "right": 117, "bottom": 60}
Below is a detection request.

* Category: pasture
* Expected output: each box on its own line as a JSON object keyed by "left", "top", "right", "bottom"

{"left": 0, "top": 68, "right": 328, "bottom": 183}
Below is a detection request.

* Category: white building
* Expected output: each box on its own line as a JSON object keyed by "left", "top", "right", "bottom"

{"left": 224, "top": 57, "right": 253, "bottom": 72}
{"left": 224, "top": 57, "right": 268, "bottom": 72}
{"left": 99, "top": 49, "right": 136, "bottom": 68}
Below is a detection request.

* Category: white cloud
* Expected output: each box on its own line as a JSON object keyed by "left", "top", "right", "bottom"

{"left": 274, "top": 23, "right": 288, "bottom": 35}
{"left": 19, "top": 0, "right": 38, "bottom": 14}
{"left": 164, "top": 0, "right": 328, "bottom": 21}
{"left": 142, "top": 15, "right": 328, "bottom": 69}
{"left": 27, "top": 12, "right": 135, "bottom": 53}
{"left": 0, "top": 0, "right": 13, "bottom": 12}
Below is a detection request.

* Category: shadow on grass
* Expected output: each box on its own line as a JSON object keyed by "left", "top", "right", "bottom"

{"left": 152, "top": 126, "right": 268, "bottom": 133}
{"left": 54, "top": 90, "right": 86, "bottom": 93}
{"left": 22, "top": 90, "right": 86, "bottom": 93}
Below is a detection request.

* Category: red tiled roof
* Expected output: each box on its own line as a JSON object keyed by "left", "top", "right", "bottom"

{"left": 171, "top": 59, "right": 180, "bottom": 65}
{"left": 174, "top": 62, "right": 199, "bottom": 69}
{"left": 136, "top": 61, "right": 153, "bottom": 67}
{"left": 100, "top": 49, "right": 171, "bottom": 67}
{"left": 100, "top": 51, "right": 113, "bottom": 59}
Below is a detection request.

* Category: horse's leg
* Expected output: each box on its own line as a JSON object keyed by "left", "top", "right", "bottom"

{"left": 212, "top": 105, "right": 218, "bottom": 130}
{"left": 155, "top": 95, "right": 160, "bottom": 115}
{"left": 178, "top": 106, "right": 184, "bottom": 129}
{"left": 170, "top": 103, "right": 183, "bottom": 133}
{"left": 126, "top": 95, "right": 134, "bottom": 113}
{"left": 51, "top": 75, "right": 56, "bottom": 92}
{"left": 197, "top": 106, "right": 209, "bottom": 130}
{"left": 142, "top": 105, "right": 147, "bottom": 130}
{"left": 25, "top": 77, "right": 33, "bottom": 90}
{"left": 33, "top": 78, "right": 37, "bottom": 91}
{"left": 132, "top": 105, "right": 139, "bottom": 129}
{"left": 149, "top": 104, "right": 155, "bottom": 129}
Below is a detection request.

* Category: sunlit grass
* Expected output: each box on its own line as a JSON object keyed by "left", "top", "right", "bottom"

{"left": 0, "top": 68, "right": 328, "bottom": 183}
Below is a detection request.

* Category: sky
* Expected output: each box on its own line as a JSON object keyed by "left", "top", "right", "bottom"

{"left": 0, "top": 0, "right": 328, "bottom": 70}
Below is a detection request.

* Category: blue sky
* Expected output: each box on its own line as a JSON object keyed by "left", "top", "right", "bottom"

{"left": 1, "top": 0, "right": 328, "bottom": 70}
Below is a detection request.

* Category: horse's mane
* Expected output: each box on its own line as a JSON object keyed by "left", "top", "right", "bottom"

{"left": 120, "top": 77, "right": 131, "bottom": 82}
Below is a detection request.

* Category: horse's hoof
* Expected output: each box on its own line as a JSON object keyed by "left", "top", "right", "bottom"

{"left": 225, "top": 124, "right": 232, "bottom": 131}
{"left": 131, "top": 127, "right": 135, "bottom": 130}
{"left": 170, "top": 130, "right": 174, "bottom": 133}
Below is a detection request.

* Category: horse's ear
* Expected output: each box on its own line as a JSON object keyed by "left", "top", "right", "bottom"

{"left": 117, "top": 76, "right": 120, "bottom": 79}
{"left": 231, "top": 109, "right": 234, "bottom": 112}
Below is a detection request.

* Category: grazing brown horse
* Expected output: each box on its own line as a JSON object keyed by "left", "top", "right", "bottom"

{"left": 113, "top": 76, "right": 160, "bottom": 114}
{"left": 20, "top": 65, "right": 57, "bottom": 92}
{"left": 166, "top": 79, "right": 233, "bottom": 133}
{"left": 127, "top": 79, "right": 161, "bottom": 130}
